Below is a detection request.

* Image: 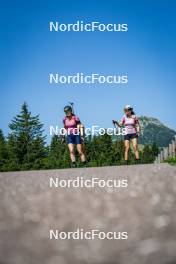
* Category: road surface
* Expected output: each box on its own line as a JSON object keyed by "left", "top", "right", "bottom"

{"left": 0, "top": 163, "right": 176, "bottom": 264}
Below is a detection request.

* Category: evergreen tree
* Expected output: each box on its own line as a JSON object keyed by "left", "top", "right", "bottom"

{"left": 0, "top": 129, "right": 8, "bottom": 171}
{"left": 98, "top": 133, "right": 114, "bottom": 166}
{"left": 8, "top": 102, "right": 46, "bottom": 170}
{"left": 2, "top": 104, "right": 161, "bottom": 171}
{"left": 87, "top": 133, "right": 114, "bottom": 166}
{"left": 141, "top": 143, "right": 159, "bottom": 164}
{"left": 6, "top": 134, "right": 19, "bottom": 171}
{"left": 87, "top": 135, "right": 102, "bottom": 166}
{"left": 142, "top": 145, "right": 153, "bottom": 163}
{"left": 112, "top": 140, "right": 125, "bottom": 165}
{"left": 151, "top": 143, "right": 159, "bottom": 157}
{"left": 47, "top": 135, "right": 70, "bottom": 168}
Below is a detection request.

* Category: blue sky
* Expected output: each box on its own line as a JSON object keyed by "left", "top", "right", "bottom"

{"left": 1, "top": 0, "right": 176, "bottom": 142}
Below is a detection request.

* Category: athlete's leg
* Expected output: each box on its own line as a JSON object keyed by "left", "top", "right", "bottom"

{"left": 132, "top": 137, "right": 139, "bottom": 159}
{"left": 124, "top": 140, "right": 130, "bottom": 161}
{"left": 76, "top": 144, "right": 86, "bottom": 162}
{"left": 68, "top": 143, "right": 76, "bottom": 162}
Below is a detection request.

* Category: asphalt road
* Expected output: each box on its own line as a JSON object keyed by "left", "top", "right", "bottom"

{"left": 0, "top": 163, "right": 176, "bottom": 264}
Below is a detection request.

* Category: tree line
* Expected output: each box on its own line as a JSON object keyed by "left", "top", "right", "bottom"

{"left": 0, "top": 103, "right": 159, "bottom": 171}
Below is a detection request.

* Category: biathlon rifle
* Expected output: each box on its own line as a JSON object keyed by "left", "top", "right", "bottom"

{"left": 68, "top": 102, "right": 74, "bottom": 114}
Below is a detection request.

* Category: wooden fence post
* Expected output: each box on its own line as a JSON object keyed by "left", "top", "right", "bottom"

{"left": 155, "top": 155, "right": 159, "bottom": 163}
{"left": 169, "top": 144, "right": 173, "bottom": 157}
{"left": 154, "top": 135, "right": 176, "bottom": 163}
{"left": 172, "top": 138, "right": 176, "bottom": 157}
{"left": 163, "top": 147, "right": 169, "bottom": 160}
{"left": 160, "top": 150, "right": 164, "bottom": 162}
{"left": 157, "top": 155, "right": 161, "bottom": 163}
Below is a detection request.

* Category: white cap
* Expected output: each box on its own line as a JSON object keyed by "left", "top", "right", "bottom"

{"left": 124, "top": 105, "right": 132, "bottom": 110}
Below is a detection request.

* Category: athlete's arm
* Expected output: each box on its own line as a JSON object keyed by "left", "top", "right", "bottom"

{"left": 112, "top": 118, "right": 124, "bottom": 127}
{"left": 117, "top": 121, "right": 123, "bottom": 127}
{"left": 78, "top": 124, "right": 85, "bottom": 137}
{"left": 135, "top": 117, "right": 140, "bottom": 135}
{"left": 63, "top": 119, "right": 67, "bottom": 130}
{"left": 136, "top": 124, "right": 140, "bottom": 135}
{"left": 75, "top": 117, "right": 85, "bottom": 137}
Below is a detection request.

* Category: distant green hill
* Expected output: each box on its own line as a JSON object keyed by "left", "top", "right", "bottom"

{"left": 138, "top": 116, "right": 176, "bottom": 147}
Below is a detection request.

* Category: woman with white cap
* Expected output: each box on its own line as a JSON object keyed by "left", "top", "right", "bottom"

{"left": 113, "top": 105, "right": 140, "bottom": 164}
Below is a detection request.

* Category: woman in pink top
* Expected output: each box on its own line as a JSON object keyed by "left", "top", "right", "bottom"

{"left": 113, "top": 105, "right": 140, "bottom": 164}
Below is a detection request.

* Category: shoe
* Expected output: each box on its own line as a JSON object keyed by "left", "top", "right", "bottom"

{"left": 81, "top": 161, "right": 88, "bottom": 167}
{"left": 125, "top": 160, "right": 129, "bottom": 165}
{"left": 70, "top": 162, "right": 76, "bottom": 168}
{"left": 135, "top": 159, "right": 141, "bottom": 164}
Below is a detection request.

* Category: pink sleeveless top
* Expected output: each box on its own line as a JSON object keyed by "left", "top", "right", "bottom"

{"left": 63, "top": 115, "right": 80, "bottom": 134}
{"left": 121, "top": 115, "right": 139, "bottom": 134}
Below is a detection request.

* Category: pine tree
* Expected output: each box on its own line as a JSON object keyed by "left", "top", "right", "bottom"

{"left": 87, "top": 135, "right": 101, "bottom": 166}
{"left": 47, "top": 135, "right": 70, "bottom": 168}
{"left": 6, "top": 134, "right": 19, "bottom": 171}
{"left": 112, "top": 140, "right": 125, "bottom": 165}
{"left": 86, "top": 133, "right": 114, "bottom": 166}
{"left": 142, "top": 145, "right": 153, "bottom": 163}
{"left": 98, "top": 133, "right": 114, "bottom": 166}
{"left": 0, "top": 129, "right": 8, "bottom": 171}
{"left": 8, "top": 102, "right": 46, "bottom": 170}
{"left": 151, "top": 143, "right": 159, "bottom": 157}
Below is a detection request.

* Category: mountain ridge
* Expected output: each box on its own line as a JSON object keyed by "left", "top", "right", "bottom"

{"left": 138, "top": 116, "right": 176, "bottom": 147}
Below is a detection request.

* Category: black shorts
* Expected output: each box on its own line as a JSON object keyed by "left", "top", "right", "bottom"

{"left": 124, "top": 133, "right": 138, "bottom": 141}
